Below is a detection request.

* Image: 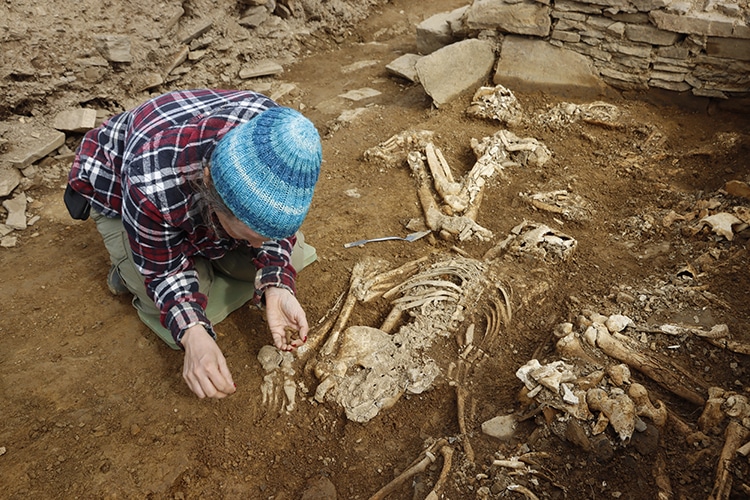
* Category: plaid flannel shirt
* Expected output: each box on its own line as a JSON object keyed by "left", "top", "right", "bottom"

{"left": 69, "top": 89, "right": 298, "bottom": 345}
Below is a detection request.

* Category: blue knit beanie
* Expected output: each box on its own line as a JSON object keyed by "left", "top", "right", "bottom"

{"left": 210, "top": 107, "right": 322, "bottom": 240}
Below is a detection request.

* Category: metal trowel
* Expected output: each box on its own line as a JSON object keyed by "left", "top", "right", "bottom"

{"left": 343, "top": 230, "right": 431, "bottom": 248}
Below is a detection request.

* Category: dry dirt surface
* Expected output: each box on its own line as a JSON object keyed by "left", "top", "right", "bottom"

{"left": 2, "top": 0, "right": 750, "bottom": 499}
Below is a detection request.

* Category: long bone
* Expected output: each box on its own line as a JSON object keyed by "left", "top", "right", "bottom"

{"left": 407, "top": 151, "right": 493, "bottom": 241}
{"left": 587, "top": 325, "right": 708, "bottom": 406}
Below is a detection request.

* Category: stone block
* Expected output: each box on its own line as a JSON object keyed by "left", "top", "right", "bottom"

{"left": 466, "top": 0, "right": 551, "bottom": 37}
{"left": 494, "top": 35, "right": 607, "bottom": 97}
{"left": 94, "top": 35, "right": 132, "bottom": 63}
{"left": 0, "top": 166, "right": 21, "bottom": 197}
{"left": 707, "top": 37, "right": 750, "bottom": 62}
{"left": 0, "top": 121, "right": 66, "bottom": 169}
{"left": 53, "top": 108, "right": 97, "bottom": 133}
{"left": 239, "top": 60, "right": 284, "bottom": 79}
{"left": 385, "top": 53, "right": 422, "bottom": 82}
{"left": 416, "top": 39, "right": 496, "bottom": 107}
{"left": 650, "top": 10, "right": 750, "bottom": 39}
{"left": 415, "top": 6, "right": 467, "bottom": 55}
{"left": 625, "top": 23, "right": 681, "bottom": 45}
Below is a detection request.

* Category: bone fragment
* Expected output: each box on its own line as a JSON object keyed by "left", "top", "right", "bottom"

{"left": 709, "top": 420, "right": 750, "bottom": 500}
{"left": 507, "top": 484, "right": 541, "bottom": 500}
{"left": 407, "top": 151, "right": 493, "bottom": 241}
{"left": 425, "top": 142, "right": 465, "bottom": 213}
{"left": 699, "top": 387, "right": 728, "bottom": 434}
{"left": 556, "top": 333, "right": 601, "bottom": 366}
{"left": 456, "top": 385, "right": 475, "bottom": 463}
{"left": 591, "top": 326, "right": 707, "bottom": 406}
{"left": 424, "top": 445, "right": 454, "bottom": 500}
{"left": 629, "top": 383, "right": 667, "bottom": 426}
{"left": 587, "top": 388, "right": 636, "bottom": 441}
{"left": 368, "top": 439, "right": 447, "bottom": 500}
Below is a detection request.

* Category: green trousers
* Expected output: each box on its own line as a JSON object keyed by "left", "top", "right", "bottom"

{"left": 91, "top": 209, "right": 317, "bottom": 350}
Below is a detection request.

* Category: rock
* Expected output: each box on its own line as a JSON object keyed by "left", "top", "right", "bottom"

{"left": 416, "top": 6, "right": 467, "bottom": 55}
{"left": 339, "top": 88, "right": 381, "bottom": 101}
{"left": 301, "top": 476, "right": 337, "bottom": 500}
{"left": 238, "top": 60, "right": 284, "bottom": 79}
{"left": 239, "top": 7, "right": 270, "bottom": 28}
{"left": 1, "top": 235, "right": 17, "bottom": 248}
{"left": 3, "top": 193, "right": 27, "bottom": 230}
{"left": 465, "top": 0, "right": 552, "bottom": 37}
{"left": 94, "top": 35, "right": 132, "bottom": 63}
{"left": 133, "top": 72, "right": 165, "bottom": 92}
{"left": 178, "top": 18, "right": 213, "bottom": 44}
{"left": 340, "top": 60, "right": 379, "bottom": 74}
{"left": 564, "top": 418, "right": 591, "bottom": 451}
{"left": 726, "top": 180, "right": 750, "bottom": 199}
{"left": 494, "top": 36, "right": 607, "bottom": 98}
{"left": 53, "top": 109, "right": 97, "bottom": 133}
{"left": 385, "top": 53, "right": 421, "bottom": 82}
{"left": 416, "top": 39, "right": 496, "bottom": 108}
{"left": 0, "top": 121, "right": 66, "bottom": 169}
{"left": 481, "top": 414, "right": 517, "bottom": 440}
{"left": 0, "top": 166, "right": 22, "bottom": 197}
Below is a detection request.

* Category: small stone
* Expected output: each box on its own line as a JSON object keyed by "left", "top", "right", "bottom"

{"left": 94, "top": 35, "right": 132, "bottom": 63}
{"left": 52, "top": 108, "right": 97, "bottom": 133}
{"left": 300, "top": 476, "right": 338, "bottom": 500}
{"left": 239, "top": 60, "right": 284, "bottom": 79}
{"left": 481, "top": 414, "right": 517, "bottom": 440}
{"left": 339, "top": 88, "right": 381, "bottom": 101}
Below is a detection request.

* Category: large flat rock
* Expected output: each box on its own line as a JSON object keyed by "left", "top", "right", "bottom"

{"left": 494, "top": 36, "right": 608, "bottom": 98}
{"left": 416, "top": 38, "right": 496, "bottom": 107}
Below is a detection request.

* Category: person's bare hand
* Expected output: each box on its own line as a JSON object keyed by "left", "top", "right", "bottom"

{"left": 264, "top": 286, "right": 309, "bottom": 351}
{"left": 181, "top": 324, "right": 236, "bottom": 398}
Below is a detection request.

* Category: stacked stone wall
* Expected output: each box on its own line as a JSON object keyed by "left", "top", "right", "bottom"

{"left": 462, "top": 0, "right": 749, "bottom": 99}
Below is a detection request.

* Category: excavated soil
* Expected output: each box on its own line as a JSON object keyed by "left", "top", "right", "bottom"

{"left": 1, "top": 0, "right": 749, "bottom": 499}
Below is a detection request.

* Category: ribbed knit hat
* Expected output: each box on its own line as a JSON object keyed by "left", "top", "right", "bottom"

{"left": 210, "top": 107, "right": 322, "bottom": 240}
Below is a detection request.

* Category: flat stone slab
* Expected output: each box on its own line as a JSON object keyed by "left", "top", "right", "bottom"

{"left": 494, "top": 35, "right": 607, "bottom": 97}
{"left": 416, "top": 38, "right": 496, "bottom": 107}
{"left": 386, "top": 53, "right": 422, "bottom": 82}
{"left": 0, "top": 121, "right": 66, "bottom": 169}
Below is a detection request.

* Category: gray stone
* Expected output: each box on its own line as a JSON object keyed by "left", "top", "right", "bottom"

{"left": 416, "top": 39, "right": 496, "bottom": 107}
{"left": 0, "top": 122, "right": 66, "bottom": 169}
{"left": 239, "top": 7, "right": 270, "bottom": 28}
{"left": 552, "top": 30, "right": 581, "bottom": 43}
{"left": 466, "top": 0, "right": 552, "bottom": 37}
{"left": 571, "top": 0, "right": 631, "bottom": 6}
{"left": 630, "top": 0, "right": 671, "bottom": 9}
{"left": 178, "top": 18, "right": 213, "bottom": 44}
{"left": 0, "top": 167, "right": 21, "bottom": 197}
{"left": 707, "top": 37, "right": 750, "bottom": 62}
{"left": 94, "top": 35, "right": 132, "bottom": 63}
{"left": 3, "top": 193, "right": 27, "bottom": 230}
{"left": 239, "top": 60, "right": 284, "bottom": 79}
{"left": 625, "top": 23, "right": 681, "bottom": 45}
{"left": 656, "top": 45, "right": 690, "bottom": 59}
{"left": 494, "top": 36, "right": 607, "bottom": 97}
{"left": 481, "top": 414, "right": 517, "bottom": 440}
{"left": 385, "top": 53, "right": 422, "bottom": 82}
{"left": 339, "top": 88, "right": 381, "bottom": 101}
{"left": 650, "top": 79, "right": 691, "bottom": 91}
{"left": 416, "top": 6, "right": 467, "bottom": 55}
{"left": 1, "top": 235, "right": 17, "bottom": 248}
{"left": 554, "top": 0, "right": 602, "bottom": 14}
{"left": 650, "top": 10, "right": 750, "bottom": 39}
{"left": 605, "top": 41, "right": 653, "bottom": 58}
{"left": 52, "top": 108, "right": 97, "bottom": 133}
{"left": 650, "top": 70, "right": 685, "bottom": 82}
